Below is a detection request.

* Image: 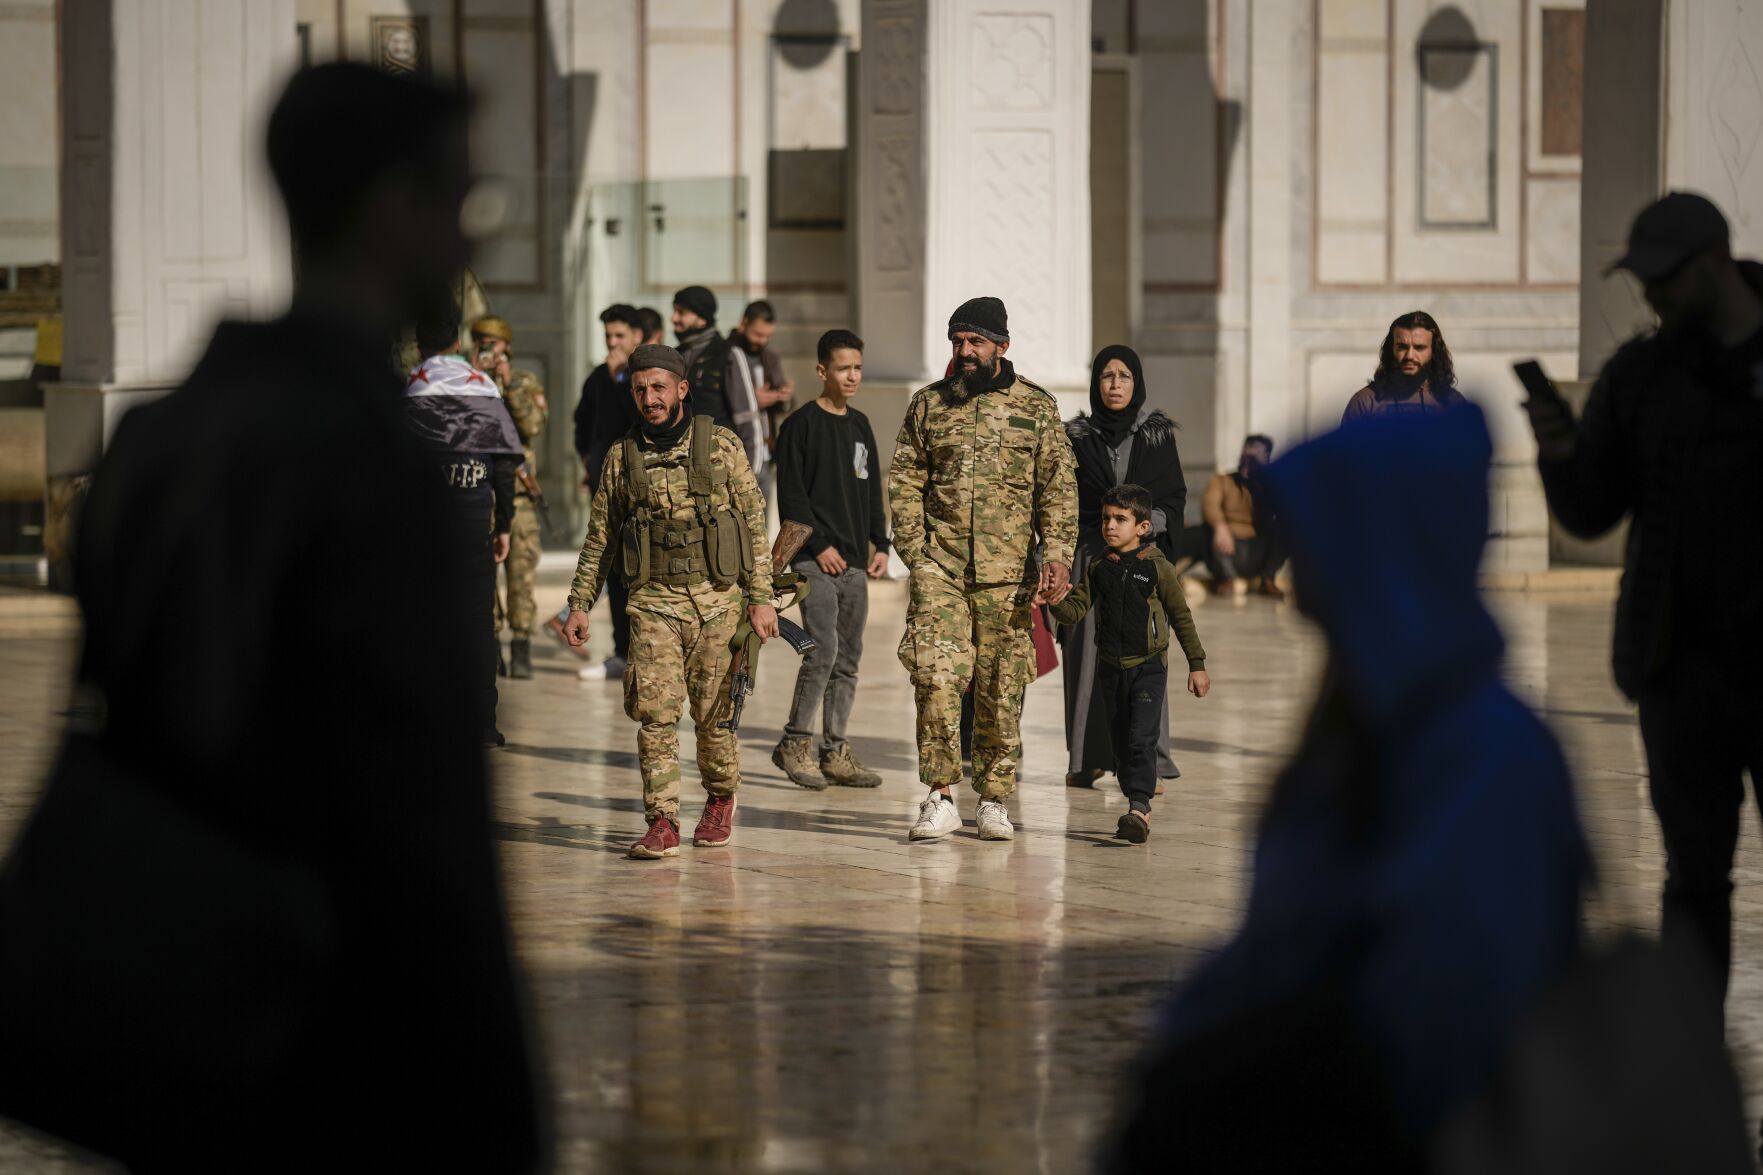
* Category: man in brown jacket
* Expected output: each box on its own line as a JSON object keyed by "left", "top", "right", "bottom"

{"left": 1182, "top": 434, "right": 1285, "bottom": 597}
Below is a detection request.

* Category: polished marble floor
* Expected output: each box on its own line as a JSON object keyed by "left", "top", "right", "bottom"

{"left": 2, "top": 574, "right": 1761, "bottom": 1172}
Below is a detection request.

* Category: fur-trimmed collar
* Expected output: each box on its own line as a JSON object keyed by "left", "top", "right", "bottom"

{"left": 1066, "top": 407, "right": 1177, "bottom": 447}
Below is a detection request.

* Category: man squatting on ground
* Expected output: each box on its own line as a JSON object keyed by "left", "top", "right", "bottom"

{"left": 563, "top": 344, "right": 777, "bottom": 860}
{"left": 470, "top": 315, "right": 548, "bottom": 680}
{"left": 889, "top": 296, "right": 1079, "bottom": 843}
{"left": 1045, "top": 483, "right": 1209, "bottom": 844}
{"left": 771, "top": 329, "right": 890, "bottom": 791}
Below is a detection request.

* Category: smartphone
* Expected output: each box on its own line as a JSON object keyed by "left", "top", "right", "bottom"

{"left": 1512, "top": 358, "right": 1563, "bottom": 405}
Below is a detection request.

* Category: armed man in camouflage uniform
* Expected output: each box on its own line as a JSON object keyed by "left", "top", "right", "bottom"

{"left": 563, "top": 343, "right": 777, "bottom": 860}
{"left": 472, "top": 315, "right": 549, "bottom": 679}
{"left": 888, "top": 296, "right": 1078, "bottom": 843}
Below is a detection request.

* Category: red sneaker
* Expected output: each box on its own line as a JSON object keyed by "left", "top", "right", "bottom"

{"left": 693, "top": 793, "right": 737, "bottom": 847}
{"left": 628, "top": 816, "right": 680, "bottom": 859}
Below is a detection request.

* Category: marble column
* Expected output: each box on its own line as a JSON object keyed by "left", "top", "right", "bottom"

{"left": 49, "top": 0, "right": 296, "bottom": 582}
{"left": 856, "top": 0, "right": 1092, "bottom": 393}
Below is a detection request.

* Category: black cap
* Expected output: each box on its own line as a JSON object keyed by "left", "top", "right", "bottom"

{"left": 947, "top": 296, "right": 1009, "bottom": 343}
{"left": 1612, "top": 191, "right": 1730, "bottom": 281}
{"left": 627, "top": 343, "right": 687, "bottom": 378}
{"left": 672, "top": 285, "right": 717, "bottom": 323}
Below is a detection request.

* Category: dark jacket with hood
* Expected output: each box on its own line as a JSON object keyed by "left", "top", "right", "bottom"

{"left": 1049, "top": 543, "right": 1205, "bottom": 670}
{"left": 677, "top": 323, "right": 734, "bottom": 435}
{"left": 1109, "top": 405, "right": 1588, "bottom": 1170}
{"left": 1538, "top": 258, "right": 1763, "bottom": 697}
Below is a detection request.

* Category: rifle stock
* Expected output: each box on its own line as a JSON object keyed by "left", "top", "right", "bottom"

{"left": 771, "top": 519, "right": 814, "bottom": 571}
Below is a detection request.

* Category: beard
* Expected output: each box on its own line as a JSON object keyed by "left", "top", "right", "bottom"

{"left": 955, "top": 356, "right": 998, "bottom": 396}
{"left": 1388, "top": 362, "right": 1428, "bottom": 392}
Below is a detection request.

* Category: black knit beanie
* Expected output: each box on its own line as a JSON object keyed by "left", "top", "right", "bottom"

{"left": 948, "top": 296, "right": 1009, "bottom": 343}
{"left": 673, "top": 285, "right": 718, "bottom": 324}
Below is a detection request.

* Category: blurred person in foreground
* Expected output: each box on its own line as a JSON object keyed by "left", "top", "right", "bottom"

{"left": 0, "top": 63, "right": 545, "bottom": 1171}
{"left": 1527, "top": 192, "right": 1763, "bottom": 1019}
{"left": 1107, "top": 405, "right": 1588, "bottom": 1171}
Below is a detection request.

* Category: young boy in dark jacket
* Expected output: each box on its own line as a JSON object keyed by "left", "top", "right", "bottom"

{"left": 1043, "top": 483, "right": 1210, "bottom": 842}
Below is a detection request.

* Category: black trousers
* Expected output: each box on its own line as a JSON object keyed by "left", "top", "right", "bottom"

{"left": 1096, "top": 658, "right": 1168, "bottom": 809}
{"left": 1637, "top": 648, "right": 1763, "bottom": 1015}
{"left": 607, "top": 572, "right": 631, "bottom": 660}
{"left": 1180, "top": 524, "right": 1286, "bottom": 583}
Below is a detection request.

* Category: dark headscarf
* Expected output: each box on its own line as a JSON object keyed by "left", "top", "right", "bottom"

{"left": 1088, "top": 344, "right": 1146, "bottom": 447}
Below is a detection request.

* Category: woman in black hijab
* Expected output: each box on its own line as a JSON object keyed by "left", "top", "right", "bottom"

{"left": 1059, "top": 344, "right": 1188, "bottom": 787}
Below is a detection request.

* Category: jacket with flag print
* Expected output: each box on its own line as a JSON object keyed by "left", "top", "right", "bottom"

{"left": 403, "top": 353, "right": 525, "bottom": 534}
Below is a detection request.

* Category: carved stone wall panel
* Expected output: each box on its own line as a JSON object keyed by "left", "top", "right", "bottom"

{"left": 970, "top": 15, "right": 1054, "bottom": 111}
{"left": 1669, "top": 1, "right": 1763, "bottom": 250}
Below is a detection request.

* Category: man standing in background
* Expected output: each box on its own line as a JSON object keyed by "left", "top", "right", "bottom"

{"left": 472, "top": 315, "right": 548, "bottom": 680}
{"left": 728, "top": 299, "right": 794, "bottom": 501}
{"left": 772, "top": 329, "right": 889, "bottom": 791}
{"left": 564, "top": 303, "right": 644, "bottom": 680}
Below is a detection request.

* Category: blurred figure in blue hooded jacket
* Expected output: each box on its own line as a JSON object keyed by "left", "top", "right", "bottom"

{"left": 1105, "top": 404, "right": 1590, "bottom": 1172}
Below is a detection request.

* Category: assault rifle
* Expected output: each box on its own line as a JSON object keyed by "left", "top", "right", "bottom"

{"left": 514, "top": 464, "right": 555, "bottom": 539}
{"left": 720, "top": 519, "right": 818, "bottom": 732}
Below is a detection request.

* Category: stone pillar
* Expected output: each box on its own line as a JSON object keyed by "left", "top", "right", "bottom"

{"left": 1578, "top": 0, "right": 1664, "bottom": 380}
{"left": 856, "top": 0, "right": 1091, "bottom": 392}
{"left": 49, "top": 0, "right": 296, "bottom": 582}
{"left": 1243, "top": 0, "right": 1296, "bottom": 445}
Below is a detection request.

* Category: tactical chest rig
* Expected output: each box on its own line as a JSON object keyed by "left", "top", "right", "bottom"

{"left": 619, "top": 415, "right": 755, "bottom": 589}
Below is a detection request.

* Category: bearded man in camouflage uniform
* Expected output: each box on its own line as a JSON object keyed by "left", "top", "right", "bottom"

{"left": 563, "top": 343, "right": 777, "bottom": 859}
{"left": 888, "top": 296, "right": 1078, "bottom": 843}
{"left": 472, "top": 315, "right": 548, "bottom": 679}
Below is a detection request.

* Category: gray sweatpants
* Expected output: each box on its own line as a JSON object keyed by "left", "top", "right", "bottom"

{"left": 783, "top": 560, "right": 869, "bottom": 753}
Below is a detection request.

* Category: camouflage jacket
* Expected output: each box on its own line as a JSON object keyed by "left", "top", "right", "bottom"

{"left": 501, "top": 368, "right": 548, "bottom": 490}
{"left": 888, "top": 363, "right": 1078, "bottom": 585}
{"left": 568, "top": 419, "right": 774, "bottom": 622}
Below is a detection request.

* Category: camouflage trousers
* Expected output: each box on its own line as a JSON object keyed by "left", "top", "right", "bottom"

{"left": 495, "top": 496, "right": 541, "bottom": 637}
{"left": 625, "top": 604, "right": 742, "bottom": 823}
{"left": 897, "top": 564, "right": 1037, "bottom": 799}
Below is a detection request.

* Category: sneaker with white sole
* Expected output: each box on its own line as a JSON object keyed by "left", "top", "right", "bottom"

{"left": 976, "top": 799, "right": 1014, "bottom": 841}
{"left": 578, "top": 655, "right": 627, "bottom": 682}
{"left": 909, "top": 794, "right": 963, "bottom": 841}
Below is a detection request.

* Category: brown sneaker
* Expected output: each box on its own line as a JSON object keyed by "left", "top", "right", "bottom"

{"left": 629, "top": 816, "right": 680, "bottom": 859}
{"left": 771, "top": 737, "right": 828, "bottom": 790}
{"left": 1255, "top": 577, "right": 1286, "bottom": 601}
{"left": 821, "top": 744, "right": 882, "bottom": 788}
{"left": 693, "top": 794, "right": 737, "bottom": 847}
{"left": 1115, "top": 809, "right": 1151, "bottom": 844}
{"left": 1211, "top": 577, "right": 1238, "bottom": 596}
{"left": 1066, "top": 769, "right": 1103, "bottom": 789}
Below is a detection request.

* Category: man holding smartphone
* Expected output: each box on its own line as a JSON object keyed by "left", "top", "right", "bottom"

{"left": 1523, "top": 191, "right": 1763, "bottom": 1028}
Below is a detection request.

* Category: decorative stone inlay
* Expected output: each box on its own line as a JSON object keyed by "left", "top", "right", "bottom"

{"left": 971, "top": 14, "right": 1054, "bottom": 111}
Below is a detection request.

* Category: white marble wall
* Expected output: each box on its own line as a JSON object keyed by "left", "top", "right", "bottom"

{"left": 61, "top": 0, "right": 296, "bottom": 394}
{"left": 857, "top": 0, "right": 1092, "bottom": 389}
{"left": 0, "top": 0, "right": 58, "bottom": 267}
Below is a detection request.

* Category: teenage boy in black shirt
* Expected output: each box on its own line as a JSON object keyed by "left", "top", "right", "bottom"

{"left": 772, "top": 330, "right": 891, "bottom": 789}
{"left": 1046, "top": 484, "right": 1209, "bottom": 842}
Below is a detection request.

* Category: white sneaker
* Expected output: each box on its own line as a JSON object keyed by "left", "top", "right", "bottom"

{"left": 975, "top": 799, "right": 1014, "bottom": 841}
{"left": 578, "top": 655, "right": 627, "bottom": 682}
{"left": 909, "top": 794, "right": 963, "bottom": 841}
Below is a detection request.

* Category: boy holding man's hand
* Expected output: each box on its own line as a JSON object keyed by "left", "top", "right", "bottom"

{"left": 1041, "top": 483, "right": 1209, "bottom": 842}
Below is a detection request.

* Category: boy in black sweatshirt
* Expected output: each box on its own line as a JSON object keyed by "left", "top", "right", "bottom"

{"left": 1044, "top": 484, "right": 1209, "bottom": 842}
{"left": 771, "top": 329, "right": 892, "bottom": 789}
